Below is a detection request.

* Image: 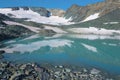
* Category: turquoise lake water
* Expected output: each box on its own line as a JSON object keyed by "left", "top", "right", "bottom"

{"left": 1, "top": 34, "right": 120, "bottom": 75}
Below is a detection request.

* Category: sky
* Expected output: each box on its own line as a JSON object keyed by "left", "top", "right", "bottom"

{"left": 0, "top": 0, "right": 104, "bottom": 10}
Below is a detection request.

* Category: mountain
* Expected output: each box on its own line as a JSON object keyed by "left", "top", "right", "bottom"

{"left": 0, "top": 7, "right": 69, "bottom": 41}
{"left": 65, "top": 8, "right": 120, "bottom": 30}
{"left": 64, "top": 0, "right": 120, "bottom": 22}
{"left": 0, "top": 0, "right": 120, "bottom": 41}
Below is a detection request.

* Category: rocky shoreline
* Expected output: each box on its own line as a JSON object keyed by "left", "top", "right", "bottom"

{"left": 0, "top": 51, "right": 120, "bottom": 80}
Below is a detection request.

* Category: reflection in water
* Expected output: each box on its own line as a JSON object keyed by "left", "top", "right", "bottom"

{"left": 1, "top": 34, "right": 120, "bottom": 74}
{"left": 2, "top": 39, "right": 73, "bottom": 53}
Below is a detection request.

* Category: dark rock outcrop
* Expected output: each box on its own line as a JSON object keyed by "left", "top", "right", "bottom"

{"left": 22, "top": 7, "right": 29, "bottom": 10}
{"left": 0, "top": 50, "right": 5, "bottom": 54}
{"left": 12, "top": 7, "right": 29, "bottom": 11}
{"left": 30, "top": 7, "right": 51, "bottom": 17}
{"left": 11, "top": 7, "right": 20, "bottom": 11}
{"left": 0, "top": 25, "right": 35, "bottom": 41}
{"left": 0, "top": 50, "right": 5, "bottom": 59}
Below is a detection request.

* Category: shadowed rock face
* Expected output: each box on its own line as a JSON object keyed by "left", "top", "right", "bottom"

{"left": 64, "top": 0, "right": 120, "bottom": 22}
{"left": 48, "top": 9, "right": 65, "bottom": 17}
{"left": 30, "top": 7, "right": 51, "bottom": 17}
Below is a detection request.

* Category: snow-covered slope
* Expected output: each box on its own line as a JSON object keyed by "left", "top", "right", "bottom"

{"left": 0, "top": 8, "right": 73, "bottom": 25}
{"left": 81, "top": 13, "right": 100, "bottom": 22}
{"left": 67, "top": 27, "right": 120, "bottom": 35}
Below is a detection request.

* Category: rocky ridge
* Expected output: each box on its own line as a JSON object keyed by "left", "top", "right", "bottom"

{"left": 64, "top": 0, "right": 120, "bottom": 22}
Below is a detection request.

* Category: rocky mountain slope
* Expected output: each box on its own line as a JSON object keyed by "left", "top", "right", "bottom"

{"left": 0, "top": 13, "right": 35, "bottom": 41}
{"left": 65, "top": 8, "right": 120, "bottom": 30}
{"left": 0, "top": 7, "right": 68, "bottom": 41}
{"left": 64, "top": 0, "right": 120, "bottom": 22}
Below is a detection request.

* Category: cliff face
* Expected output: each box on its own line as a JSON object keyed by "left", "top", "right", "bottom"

{"left": 64, "top": 0, "right": 120, "bottom": 22}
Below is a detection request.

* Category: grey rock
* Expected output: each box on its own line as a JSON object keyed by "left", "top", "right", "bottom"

{"left": 65, "top": 68, "right": 71, "bottom": 73}
{"left": 48, "top": 9, "right": 65, "bottom": 17}
{"left": 30, "top": 7, "right": 51, "bottom": 17}
{"left": 90, "top": 68, "right": 100, "bottom": 75}
{"left": 0, "top": 50, "right": 5, "bottom": 54}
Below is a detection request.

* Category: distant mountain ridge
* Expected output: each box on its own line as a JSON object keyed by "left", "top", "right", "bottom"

{"left": 64, "top": 0, "right": 120, "bottom": 22}
{"left": 0, "top": 0, "right": 120, "bottom": 41}
{"left": 1, "top": 0, "right": 120, "bottom": 23}
{"left": 9, "top": 7, "right": 65, "bottom": 17}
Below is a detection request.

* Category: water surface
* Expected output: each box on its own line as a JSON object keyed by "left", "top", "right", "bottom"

{"left": 1, "top": 34, "right": 120, "bottom": 75}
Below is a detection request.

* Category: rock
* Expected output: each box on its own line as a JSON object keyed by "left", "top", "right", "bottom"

{"left": 0, "top": 61, "right": 115, "bottom": 80}
{"left": 12, "top": 7, "right": 20, "bottom": 11}
{"left": 90, "top": 68, "right": 100, "bottom": 75}
{"left": 19, "top": 64, "right": 26, "bottom": 70}
{"left": 59, "top": 65, "right": 63, "bottom": 68}
{"left": 22, "top": 7, "right": 29, "bottom": 10}
{"left": 30, "top": 7, "right": 51, "bottom": 17}
{"left": 54, "top": 71, "right": 60, "bottom": 75}
{"left": 48, "top": 9, "right": 65, "bottom": 17}
{"left": 42, "top": 72, "right": 50, "bottom": 80}
{"left": 83, "top": 68, "right": 88, "bottom": 73}
{"left": 0, "top": 50, "right": 5, "bottom": 59}
{"left": 9, "top": 72, "right": 23, "bottom": 80}
{"left": 65, "top": 68, "right": 71, "bottom": 73}
{"left": 0, "top": 50, "right": 5, "bottom": 54}
{"left": 0, "top": 25, "right": 35, "bottom": 41}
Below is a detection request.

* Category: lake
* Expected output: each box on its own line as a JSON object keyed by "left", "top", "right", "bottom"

{"left": 1, "top": 34, "right": 120, "bottom": 75}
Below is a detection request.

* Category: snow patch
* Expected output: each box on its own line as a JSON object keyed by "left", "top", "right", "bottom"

{"left": 81, "top": 43, "right": 98, "bottom": 52}
{"left": 104, "top": 22, "right": 119, "bottom": 25}
{"left": 68, "top": 27, "right": 120, "bottom": 35}
{"left": 68, "top": 34, "right": 120, "bottom": 40}
{"left": 81, "top": 13, "right": 100, "bottom": 22}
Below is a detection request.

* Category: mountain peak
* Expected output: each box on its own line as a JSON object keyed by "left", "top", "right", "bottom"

{"left": 64, "top": 0, "right": 120, "bottom": 22}
{"left": 105, "top": 0, "right": 120, "bottom": 2}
